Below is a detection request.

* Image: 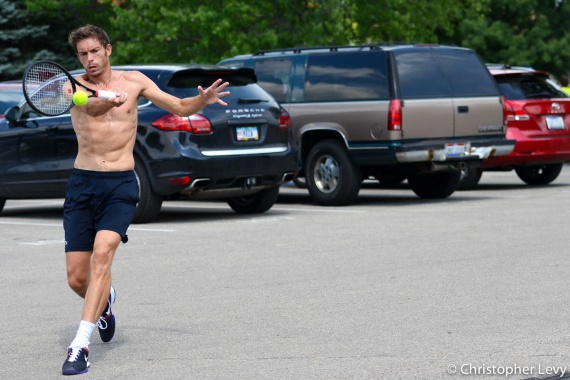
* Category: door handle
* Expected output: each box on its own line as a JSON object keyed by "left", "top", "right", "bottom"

{"left": 457, "top": 106, "right": 469, "bottom": 113}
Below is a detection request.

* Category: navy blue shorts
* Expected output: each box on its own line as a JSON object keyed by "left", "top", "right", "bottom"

{"left": 63, "top": 169, "right": 139, "bottom": 252}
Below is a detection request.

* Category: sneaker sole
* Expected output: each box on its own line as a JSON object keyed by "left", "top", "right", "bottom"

{"left": 62, "top": 368, "right": 89, "bottom": 376}
{"left": 62, "top": 362, "right": 89, "bottom": 376}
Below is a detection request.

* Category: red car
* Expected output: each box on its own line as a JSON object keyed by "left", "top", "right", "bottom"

{"left": 459, "top": 64, "right": 570, "bottom": 189}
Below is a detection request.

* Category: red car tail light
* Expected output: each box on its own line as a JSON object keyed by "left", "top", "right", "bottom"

{"left": 278, "top": 108, "right": 291, "bottom": 130}
{"left": 504, "top": 101, "right": 530, "bottom": 122}
{"left": 388, "top": 99, "right": 402, "bottom": 131}
{"left": 151, "top": 114, "right": 212, "bottom": 134}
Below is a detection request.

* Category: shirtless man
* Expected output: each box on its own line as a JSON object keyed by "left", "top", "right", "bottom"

{"left": 61, "top": 25, "right": 229, "bottom": 376}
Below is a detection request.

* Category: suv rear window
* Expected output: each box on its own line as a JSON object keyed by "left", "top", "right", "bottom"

{"left": 394, "top": 48, "right": 499, "bottom": 99}
{"left": 494, "top": 75, "right": 569, "bottom": 100}
{"left": 165, "top": 69, "right": 272, "bottom": 102}
{"left": 394, "top": 50, "right": 450, "bottom": 99}
{"left": 436, "top": 49, "right": 499, "bottom": 97}
{"left": 304, "top": 51, "right": 389, "bottom": 102}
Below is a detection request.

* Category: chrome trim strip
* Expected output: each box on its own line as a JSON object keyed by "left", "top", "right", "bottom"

{"left": 201, "top": 146, "right": 288, "bottom": 156}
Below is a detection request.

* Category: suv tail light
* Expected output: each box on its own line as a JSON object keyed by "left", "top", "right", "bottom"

{"left": 388, "top": 100, "right": 402, "bottom": 131}
{"left": 151, "top": 114, "right": 212, "bottom": 134}
{"left": 388, "top": 99, "right": 402, "bottom": 131}
{"left": 278, "top": 108, "right": 291, "bottom": 130}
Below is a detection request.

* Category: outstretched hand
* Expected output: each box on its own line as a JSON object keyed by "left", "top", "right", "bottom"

{"left": 198, "top": 79, "right": 230, "bottom": 106}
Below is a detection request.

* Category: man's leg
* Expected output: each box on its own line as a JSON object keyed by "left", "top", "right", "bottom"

{"left": 63, "top": 230, "right": 121, "bottom": 376}
{"left": 82, "top": 230, "right": 121, "bottom": 323}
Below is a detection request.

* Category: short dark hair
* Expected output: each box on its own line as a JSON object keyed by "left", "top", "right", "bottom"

{"left": 68, "top": 25, "right": 111, "bottom": 53}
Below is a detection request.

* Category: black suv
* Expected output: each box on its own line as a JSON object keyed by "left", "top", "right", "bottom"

{"left": 219, "top": 44, "right": 515, "bottom": 205}
{"left": 0, "top": 65, "right": 297, "bottom": 223}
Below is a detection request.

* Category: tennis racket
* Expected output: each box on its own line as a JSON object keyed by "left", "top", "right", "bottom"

{"left": 22, "top": 60, "right": 116, "bottom": 116}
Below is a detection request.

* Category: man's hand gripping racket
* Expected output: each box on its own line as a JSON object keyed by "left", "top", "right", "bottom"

{"left": 22, "top": 60, "right": 116, "bottom": 117}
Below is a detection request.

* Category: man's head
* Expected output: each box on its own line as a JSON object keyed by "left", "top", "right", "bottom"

{"left": 68, "top": 25, "right": 110, "bottom": 54}
{"left": 561, "top": 74, "right": 569, "bottom": 87}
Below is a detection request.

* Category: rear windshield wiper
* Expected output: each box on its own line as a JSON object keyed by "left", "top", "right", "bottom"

{"left": 237, "top": 98, "right": 269, "bottom": 104}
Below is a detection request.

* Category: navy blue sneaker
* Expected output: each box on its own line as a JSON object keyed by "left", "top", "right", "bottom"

{"left": 97, "top": 286, "right": 116, "bottom": 343}
{"left": 62, "top": 346, "right": 89, "bottom": 375}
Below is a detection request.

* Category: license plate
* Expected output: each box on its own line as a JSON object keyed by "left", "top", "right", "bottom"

{"left": 545, "top": 115, "right": 565, "bottom": 130}
{"left": 236, "top": 126, "right": 259, "bottom": 141}
{"left": 445, "top": 142, "right": 469, "bottom": 157}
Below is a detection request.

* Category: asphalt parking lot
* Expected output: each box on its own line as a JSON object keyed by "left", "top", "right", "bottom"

{"left": 1, "top": 168, "right": 570, "bottom": 380}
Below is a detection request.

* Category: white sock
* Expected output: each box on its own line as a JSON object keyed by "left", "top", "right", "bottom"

{"left": 69, "top": 320, "right": 95, "bottom": 348}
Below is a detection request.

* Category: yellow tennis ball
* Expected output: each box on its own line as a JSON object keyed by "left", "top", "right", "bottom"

{"left": 72, "top": 91, "right": 88, "bottom": 106}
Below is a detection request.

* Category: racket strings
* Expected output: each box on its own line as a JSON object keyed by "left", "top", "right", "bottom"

{"left": 24, "top": 62, "right": 72, "bottom": 116}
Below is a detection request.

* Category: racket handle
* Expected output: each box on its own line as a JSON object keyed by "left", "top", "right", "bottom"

{"left": 96, "top": 90, "right": 116, "bottom": 99}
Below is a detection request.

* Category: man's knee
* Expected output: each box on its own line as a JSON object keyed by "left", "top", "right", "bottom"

{"left": 67, "top": 268, "right": 88, "bottom": 294}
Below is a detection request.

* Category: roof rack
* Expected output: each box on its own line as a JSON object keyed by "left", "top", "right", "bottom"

{"left": 253, "top": 42, "right": 421, "bottom": 56}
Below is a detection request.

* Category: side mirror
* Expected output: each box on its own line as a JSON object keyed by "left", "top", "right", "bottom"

{"left": 4, "top": 106, "right": 19, "bottom": 123}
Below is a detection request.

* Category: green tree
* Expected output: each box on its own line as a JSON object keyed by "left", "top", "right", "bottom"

{"left": 351, "top": 0, "right": 490, "bottom": 44}
{"left": 0, "top": 0, "right": 68, "bottom": 80}
{"left": 458, "top": 0, "right": 570, "bottom": 76}
{"left": 109, "top": 0, "right": 356, "bottom": 64}
{"left": 23, "top": 0, "right": 116, "bottom": 69}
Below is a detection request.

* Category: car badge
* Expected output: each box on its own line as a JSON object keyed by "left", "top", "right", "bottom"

{"left": 551, "top": 102, "right": 562, "bottom": 113}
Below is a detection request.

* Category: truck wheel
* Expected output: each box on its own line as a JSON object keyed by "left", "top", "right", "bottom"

{"left": 515, "top": 164, "right": 563, "bottom": 185}
{"left": 457, "top": 166, "right": 483, "bottom": 190}
{"left": 132, "top": 158, "right": 163, "bottom": 224}
{"left": 227, "top": 186, "right": 280, "bottom": 214}
{"left": 408, "top": 171, "right": 461, "bottom": 199}
{"left": 305, "top": 139, "right": 362, "bottom": 205}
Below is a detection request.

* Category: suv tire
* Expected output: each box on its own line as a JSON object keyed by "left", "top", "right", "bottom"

{"left": 457, "top": 166, "right": 483, "bottom": 190}
{"left": 227, "top": 186, "right": 280, "bottom": 213}
{"left": 408, "top": 171, "right": 461, "bottom": 199}
{"left": 133, "top": 157, "right": 163, "bottom": 224}
{"left": 515, "top": 163, "right": 563, "bottom": 185}
{"left": 306, "top": 139, "right": 362, "bottom": 205}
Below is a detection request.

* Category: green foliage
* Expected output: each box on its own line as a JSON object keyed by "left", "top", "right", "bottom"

{"left": 458, "top": 0, "right": 570, "bottom": 76}
{"left": 351, "top": 0, "right": 490, "bottom": 44}
{"left": 109, "top": 0, "right": 356, "bottom": 64}
{"left": 0, "top": 0, "right": 60, "bottom": 80}
{"left": 2, "top": 0, "right": 570, "bottom": 80}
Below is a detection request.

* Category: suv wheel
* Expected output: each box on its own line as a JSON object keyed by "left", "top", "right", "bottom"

{"left": 132, "top": 158, "right": 163, "bottom": 224}
{"left": 227, "top": 186, "right": 280, "bottom": 213}
{"left": 408, "top": 171, "right": 461, "bottom": 199}
{"left": 306, "top": 140, "right": 362, "bottom": 205}
{"left": 515, "top": 163, "right": 563, "bottom": 185}
{"left": 457, "top": 166, "right": 483, "bottom": 190}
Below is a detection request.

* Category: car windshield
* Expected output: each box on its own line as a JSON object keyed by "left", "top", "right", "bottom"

{"left": 495, "top": 75, "right": 569, "bottom": 100}
{"left": 0, "top": 90, "right": 23, "bottom": 116}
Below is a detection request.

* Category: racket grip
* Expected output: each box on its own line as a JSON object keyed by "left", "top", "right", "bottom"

{"left": 96, "top": 90, "right": 116, "bottom": 99}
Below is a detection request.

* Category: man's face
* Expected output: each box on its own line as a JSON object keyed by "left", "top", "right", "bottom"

{"left": 76, "top": 37, "right": 112, "bottom": 77}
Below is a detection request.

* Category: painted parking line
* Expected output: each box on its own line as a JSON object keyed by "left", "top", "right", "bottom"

{"left": 0, "top": 220, "right": 176, "bottom": 232}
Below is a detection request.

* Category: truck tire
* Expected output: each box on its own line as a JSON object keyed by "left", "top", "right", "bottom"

{"left": 457, "top": 166, "right": 483, "bottom": 190}
{"left": 305, "top": 139, "right": 362, "bottom": 205}
{"left": 227, "top": 186, "right": 280, "bottom": 214}
{"left": 408, "top": 171, "right": 461, "bottom": 199}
